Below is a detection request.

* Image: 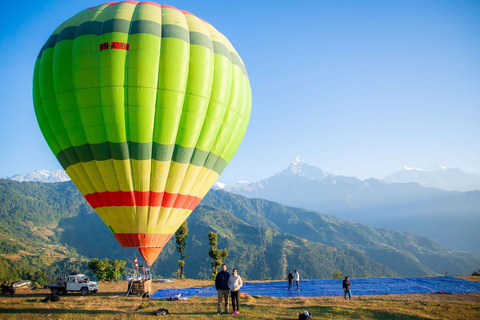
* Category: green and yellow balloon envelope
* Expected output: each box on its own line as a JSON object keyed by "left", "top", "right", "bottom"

{"left": 32, "top": 1, "right": 251, "bottom": 265}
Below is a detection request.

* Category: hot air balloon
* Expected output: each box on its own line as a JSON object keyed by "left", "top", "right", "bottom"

{"left": 33, "top": 1, "right": 251, "bottom": 266}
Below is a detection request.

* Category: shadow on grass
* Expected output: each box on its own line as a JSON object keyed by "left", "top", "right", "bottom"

{"left": 287, "top": 306, "right": 433, "bottom": 320}
{"left": 0, "top": 308, "right": 126, "bottom": 315}
{"left": 8, "top": 291, "right": 130, "bottom": 298}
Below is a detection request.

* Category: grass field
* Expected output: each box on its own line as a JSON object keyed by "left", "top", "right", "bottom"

{"left": 0, "top": 277, "right": 479, "bottom": 319}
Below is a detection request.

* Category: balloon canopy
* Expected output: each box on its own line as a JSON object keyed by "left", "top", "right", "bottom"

{"left": 33, "top": 1, "right": 251, "bottom": 265}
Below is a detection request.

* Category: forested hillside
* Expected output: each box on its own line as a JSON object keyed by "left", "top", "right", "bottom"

{"left": 1, "top": 179, "right": 479, "bottom": 282}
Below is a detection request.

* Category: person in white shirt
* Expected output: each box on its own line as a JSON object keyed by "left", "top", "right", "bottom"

{"left": 294, "top": 270, "right": 300, "bottom": 291}
{"left": 228, "top": 268, "right": 243, "bottom": 315}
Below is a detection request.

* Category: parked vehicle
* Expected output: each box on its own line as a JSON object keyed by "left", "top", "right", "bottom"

{"left": 45, "top": 273, "right": 98, "bottom": 296}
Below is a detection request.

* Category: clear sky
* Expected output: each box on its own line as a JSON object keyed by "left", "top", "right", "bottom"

{"left": 0, "top": 0, "right": 479, "bottom": 184}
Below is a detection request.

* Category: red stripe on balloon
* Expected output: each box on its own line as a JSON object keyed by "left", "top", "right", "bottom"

{"left": 114, "top": 233, "right": 173, "bottom": 248}
{"left": 84, "top": 191, "right": 201, "bottom": 210}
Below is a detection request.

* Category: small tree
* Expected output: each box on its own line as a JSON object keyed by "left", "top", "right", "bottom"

{"left": 208, "top": 231, "right": 228, "bottom": 280}
{"left": 175, "top": 221, "right": 188, "bottom": 278}
{"left": 332, "top": 270, "right": 345, "bottom": 280}
{"left": 88, "top": 258, "right": 126, "bottom": 282}
{"left": 472, "top": 269, "right": 480, "bottom": 276}
{"left": 88, "top": 258, "right": 110, "bottom": 281}
{"left": 107, "top": 259, "right": 127, "bottom": 281}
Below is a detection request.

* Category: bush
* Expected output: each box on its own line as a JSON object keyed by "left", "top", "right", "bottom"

{"left": 88, "top": 258, "right": 126, "bottom": 282}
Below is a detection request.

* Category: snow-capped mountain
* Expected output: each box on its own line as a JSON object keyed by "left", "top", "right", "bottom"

{"left": 383, "top": 165, "right": 480, "bottom": 192}
{"left": 213, "top": 180, "right": 250, "bottom": 190}
{"left": 220, "top": 157, "right": 480, "bottom": 255}
{"left": 223, "top": 156, "right": 360, "bottom": 192}
{"left": 7, "top": 170, "right": 70, "bottom": 183}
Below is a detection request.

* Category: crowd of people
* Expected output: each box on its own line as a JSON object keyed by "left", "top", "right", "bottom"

{"left": 215, "top": 265, "right": 353, "bottom": 315}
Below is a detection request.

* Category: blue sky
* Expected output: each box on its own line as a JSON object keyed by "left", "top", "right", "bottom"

{"left": 0, "top": 0, "right": 479, "bottom": 184}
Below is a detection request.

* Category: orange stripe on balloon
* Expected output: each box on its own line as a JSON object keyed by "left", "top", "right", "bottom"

{"left": 84, "top": 191, "right": 202, "bottom": 210}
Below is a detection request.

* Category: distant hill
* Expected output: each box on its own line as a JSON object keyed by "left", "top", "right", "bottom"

{"left": 1, "top": 179, "right": 479, "bottom": 280}
{"left": 383, "top": 164, "right": 480, "bottom": 192}
{"left": 223, "top": 158, "right": 480, "bottom": 254}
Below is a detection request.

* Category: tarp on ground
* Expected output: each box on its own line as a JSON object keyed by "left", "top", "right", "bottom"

{"left": 150, "top": 276, "right": 480, "bottom": 299}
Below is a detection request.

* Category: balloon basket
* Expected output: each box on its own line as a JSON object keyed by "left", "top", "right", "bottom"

{"left": 127, "top": 278, "right": 152, "bottom": 295}
{"left": 126, "top": 254, "right": 154, "bottom": 296}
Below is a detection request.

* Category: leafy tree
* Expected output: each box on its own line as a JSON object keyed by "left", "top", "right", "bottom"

{"left": 208, "top": 231, "right": 228, "bottom": 280}
{"left": 332, "top": 270, "right": 345, "bottom": 279}
{"left": 88, "top": 258, "right": 126, "bottom": 282}
{"left": 107, "top": 259, "right": 127, "bottom": 281}
{"left": 472, "top": 269, "right": 480, "bottom": 276}
{"left": 361, "top": 273, "right": 370, "bottom": 278}
{"left": 32, "top": 270, "right": 50, "bottom": 287}
{"left": 175, "top": 221, "right": 188, "bottom": 278}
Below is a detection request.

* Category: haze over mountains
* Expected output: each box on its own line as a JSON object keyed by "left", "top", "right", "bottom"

{"left": 383, "top": 164, "right": 480, "bottom": 192}
{"left": 220, "top": 157, "right": 480, "bottom": 255}
{"left": 5, "top": 160, "right": 479, "bottom": 255}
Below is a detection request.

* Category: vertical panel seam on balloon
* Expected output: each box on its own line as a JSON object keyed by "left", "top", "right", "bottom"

{"left": 146, "top": 6, "right": 163, "bottom": 243}
{"left": 159, "top": 9, "right": 190, "bottom": 231}
{"left": 206, "top": 59, "right": 246, "bottom": 197}
{"left": 124, "top": 3, "right": 138, "bottom": 248}
{"left": 163, "top": 15, "right": 215, "bottom": 225}
{"left": 174, "top": 24, "right": 230, "bottom": 220}
{"left": 95, "top": 4, "right": 125, "bottom": 239}
{"left": 53, "top": 13, "right": 94, "bottom": 208}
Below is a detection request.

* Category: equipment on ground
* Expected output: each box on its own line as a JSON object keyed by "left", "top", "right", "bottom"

{"left": 45, "top": 273, "right": 98, "bottom": 296}
{"left": 153, "top": 308, "right": 170, "bottom": 316}
{"left": 1, "top": 282, "right": 15, "bottom": 295}
{"left": 12, "top": 280, "right": 32, "bottom": 289}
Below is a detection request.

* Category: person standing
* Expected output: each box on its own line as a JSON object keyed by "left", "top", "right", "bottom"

{"left": 294, "top": 270, "right": 300, "bottom": 291}
{"left": 228, "top": 268, "right": 243, "bottom": 315}
{"left": 287, "top": 270, "right": 293, "bottom": 290}
{"left": 215, "top": 264, "right": 230, "bottom": 314}
{"left": 342, "top": 276, "right": 352, "bottom": 300}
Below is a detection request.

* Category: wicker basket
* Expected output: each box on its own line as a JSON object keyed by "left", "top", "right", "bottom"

{"left": 128, "top": 279, "right": 152, "bottom": 295}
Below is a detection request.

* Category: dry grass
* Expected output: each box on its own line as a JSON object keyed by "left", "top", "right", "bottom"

{"left": 0, "top": 277, "right": 479, "bottom": 319}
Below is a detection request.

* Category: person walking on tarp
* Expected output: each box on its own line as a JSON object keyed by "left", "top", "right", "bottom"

{"left": 228, "top": 268, "right": 243, "bottom": 315}
{"left": 343, "top": 276, "right": 352, "bottom": 300}
{"left": 294, "top": 270, "right": 300, "bottom": 291}
{"left": 287, "top": 270, "right": 293, "bottom": 290}
{"left": 215, "top": 264, "right": 230, "bottom": 314}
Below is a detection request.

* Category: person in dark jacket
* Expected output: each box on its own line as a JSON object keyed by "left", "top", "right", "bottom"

{"left": 342, "top": 276, "right": 351, "bottom": 300}
{"left": 215, "top": 264, "right": 230, "bottom": 314}
{"left": 287, "top": 270, "right": 293, "bottom": 290}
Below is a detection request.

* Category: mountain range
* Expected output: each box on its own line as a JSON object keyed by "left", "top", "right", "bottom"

{"left": 7, "top": 160, "right": 480, "bottom": 192}
{"left": 221, "top": 157, "right": 480, "bottom": 255}
{"left": 383, "top": 164, "right": 480, "bottom": 192}
{"left": 1, "top": 178, "right": 479, "bottom": 280}
{"left": 6, "top": 170, "right": 70, "bottom": 183}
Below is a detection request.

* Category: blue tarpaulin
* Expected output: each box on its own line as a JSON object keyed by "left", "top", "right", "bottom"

{"left": 150, "top": 276, "right": 480, "bottom": 299}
